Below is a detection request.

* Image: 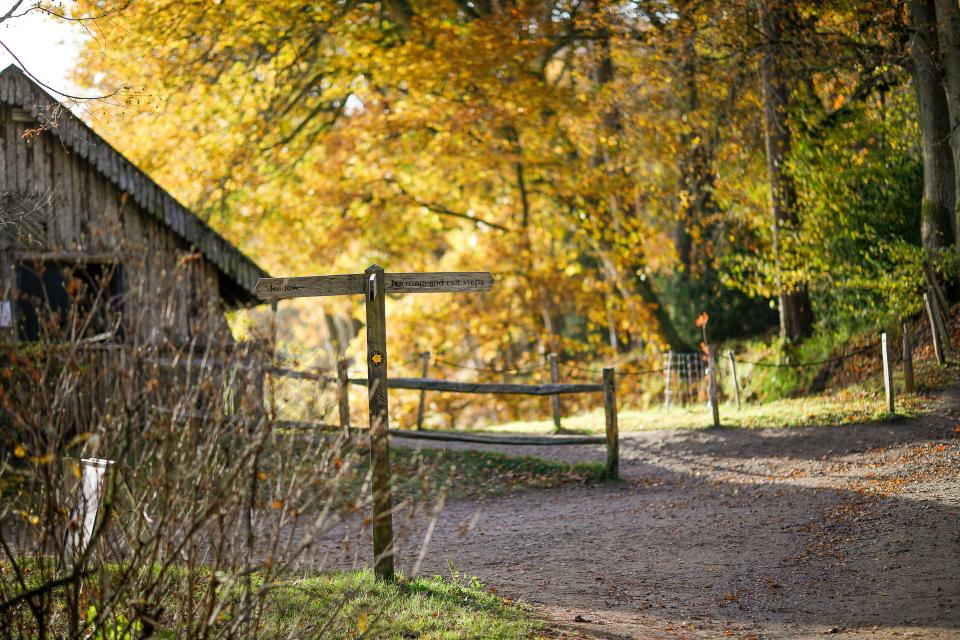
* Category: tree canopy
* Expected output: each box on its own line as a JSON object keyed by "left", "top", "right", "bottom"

{"left": 67, "top": 0, "right": 934, "bottom": 376}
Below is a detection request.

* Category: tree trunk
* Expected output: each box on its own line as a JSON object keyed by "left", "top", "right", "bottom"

{"left": 934, "top": 0, "right": 960, "bottom": 245}
{"left": 674, "top": 26, "right": 699, "bottom": 272}
{"left": 760, "top": 3, "right": 814, "bottom": 343}
{"left": 909, "top": 0, "right": 956, "bottom": 251}
{"left": 633, "top": 273, "right": 692, "bottom": 351}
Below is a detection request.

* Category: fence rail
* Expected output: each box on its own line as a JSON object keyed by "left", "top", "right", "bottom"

{"left": 346, "top": 377, "right": 603, "bottom": 396}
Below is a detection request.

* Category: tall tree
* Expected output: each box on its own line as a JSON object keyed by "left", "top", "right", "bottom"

{"left": 760, "top": 2, "right": 814, "bottom": 342}
{"left": 933, "top": 0, "right": 960, "bottom": 245}
{"left": 908, "top": 0, "right": 956, "bottom": 251}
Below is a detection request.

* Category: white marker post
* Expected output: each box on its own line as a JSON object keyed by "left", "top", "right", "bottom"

{"left": 64, "top": 458, "right": 113, "bottom": 566}
{"left": 256, "top": 266, "right": 493, "bottom": 581}
{"left": 882, "top": 332, "right": 894, "bottom": 415}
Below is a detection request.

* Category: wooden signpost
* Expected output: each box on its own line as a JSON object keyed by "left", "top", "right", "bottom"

{"left": 256, "top": 265, "right": 493, "bottom": 582}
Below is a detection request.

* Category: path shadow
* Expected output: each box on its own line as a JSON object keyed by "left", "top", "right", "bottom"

{"left": 306, "top": 411, "right": 960, "bottom": 638}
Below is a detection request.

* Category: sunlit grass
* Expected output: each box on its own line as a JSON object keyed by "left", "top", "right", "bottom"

{"left": 1, "top": 561, "right": 541, "bottom": 640}
{"left": 369, "top": 447, "right": 604, "bottom": 501}
{"left": 477, "top": 384, "right": 942, "bottom": 434}
{"left": 257, "top": 569, "right": 540, "bottom": 639}
{"left": 471, "top": 345, "right": 960, "bottom": 434}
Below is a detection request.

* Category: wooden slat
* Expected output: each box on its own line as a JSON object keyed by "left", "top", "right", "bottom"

{"left": 15, "top": 251, "right": 123, "bottom": 264}
{"left": 389, "top": 429, "right": 605, "bottom": 445}
{"left": 384, "top": 271, "right": 493, "bottom": 293}
{"left": 255, "top": 274, "right": 366, "bottom": 300}
{"left": 348, "top": 377, "right": 603, "bottom": 396}
{"left": 276, "top": 420, "right": 344, "bottom": 431}
{"left": 257, "top": 271, "right": 494, "bottom": 300}
{"left": 268, "top": 366, "right": 331, "bottom": 381}
{"left": 602, "top": 367, "right": 619, "bottom": 480}
{"left": 273, "top": 422, "right": 605, "bottom": 446}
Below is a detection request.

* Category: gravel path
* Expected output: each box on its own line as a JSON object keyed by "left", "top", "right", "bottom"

{"left": 308, "top": 391, "right": 960, "bottom": 639}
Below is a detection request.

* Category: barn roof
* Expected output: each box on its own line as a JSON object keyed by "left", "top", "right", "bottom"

{"left": 0, "top": 65, "right": 269, "bottom": 308}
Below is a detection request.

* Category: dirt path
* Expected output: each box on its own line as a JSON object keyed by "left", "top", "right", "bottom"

{"left": 309, "top": 393, "right": 960, "bottom": 639}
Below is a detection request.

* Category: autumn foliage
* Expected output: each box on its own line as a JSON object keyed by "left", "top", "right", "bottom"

{"left": 66, "top": 1, "right": 928, "bottom": 405}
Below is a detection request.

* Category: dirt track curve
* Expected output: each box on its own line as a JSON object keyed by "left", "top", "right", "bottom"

{"left": 309, "top": 391, "right": 960, "bottom": 639}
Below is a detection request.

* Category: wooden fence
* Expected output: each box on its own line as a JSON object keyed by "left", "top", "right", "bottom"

{"left": 337, "top": 369, "right": 620, "bottom": 479}
{"left": 142, "top": 353, "right": 621, "bottom": 480}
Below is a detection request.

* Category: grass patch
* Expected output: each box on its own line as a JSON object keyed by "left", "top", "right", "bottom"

{"left": 2, "top": 562, "right": 542, "bottom": 639}
{"left": 478, "top": 384, "right": 943, "bottom": 433}
{"left": 381, "top": 447, "right": 604, "bottom": 501}
{"left": 258, "top": 569, "right": 540, "bottom": 639}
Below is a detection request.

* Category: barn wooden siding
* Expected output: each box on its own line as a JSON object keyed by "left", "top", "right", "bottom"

{"left": 0, "top": 66, "right": 270, "bottom": 345}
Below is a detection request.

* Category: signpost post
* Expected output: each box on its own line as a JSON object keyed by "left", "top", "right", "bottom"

{"left": 255, "top": 266, "right": 493, "bottom": 581}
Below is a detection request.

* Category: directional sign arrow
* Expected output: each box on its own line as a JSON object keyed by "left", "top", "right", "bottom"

{"left": 255, "top": 274, "right": 365, "bottom": 300}
{"left": 256, "top": 271, "right": 494, "bottom": 301}
{"left": 383, "top": 272, "right": 493, "bottom": 294}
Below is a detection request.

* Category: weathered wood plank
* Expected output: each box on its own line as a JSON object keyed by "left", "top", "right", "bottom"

{"left": 384, "top": 271, "right": 493, "bottom": 293}
{"left": 272, "top": 421, "right": 606, "bottom": 446}
{"left": 389, "top": 429, "right": 605, "bottom": 445}
{"left": 337, "top": 358, "right": 351, "bottom": 435}
{"left": 268, "top": 366, "right": 329, "bottom": 381}
{"left": 347, "top": 377, "right": 603, "bottom": 396}
{"left": 416, "top": 351, "right": 430, "bottom": 431}
{"left": 902, "top": 319, "right": 915, "bottom": 394}
{"left": 549, "top": 353, "right": 562, "bottom": 431}
{"left": 365, "top": 264, "right": 394, "bottom": 582}
{"left": 255, "top": 274, "right": 366, "bottom": 300}
{"left": 257, "top": 271, "right": 494, "bottom": 300}
{"left": 924, "top": 293, "right": 944, "bottom": 365}
{"left": 4, "top": 108, "right": 15, "bottom": 196}
{"left": 15, "top": 251, "right": 122, "bottom": 263}
{"left": 15, "top": 122, "right": 26, "bottom": 194}
{"left": 603, "top": 367, "right": 619, "bottom": 480}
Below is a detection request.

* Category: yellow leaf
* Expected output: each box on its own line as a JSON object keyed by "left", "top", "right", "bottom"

{"left": 357, "top": 611, "right": 368, "bottom": 633}
{"left": 13, "top": 444, "right": 26, "bottom": 458}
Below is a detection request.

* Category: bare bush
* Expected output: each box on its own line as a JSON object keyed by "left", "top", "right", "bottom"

{"left": 0, "top": 261, "right": 372, "bottom": 638}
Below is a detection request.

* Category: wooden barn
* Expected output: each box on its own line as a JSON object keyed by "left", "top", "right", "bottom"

{"left": 0, "top": 65, "right": 269, "bottom": 347}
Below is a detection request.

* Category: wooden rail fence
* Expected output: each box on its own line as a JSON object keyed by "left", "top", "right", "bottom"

{"left": 336, "top": 369, "right": 620, "bottom": 480}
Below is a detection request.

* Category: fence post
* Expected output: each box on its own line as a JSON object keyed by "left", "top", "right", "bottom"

{"left": 924, "top": 293, "right": 945, "bottom": 366}
{"left": 727, "top": 349, "right": 741, "bottom": 410}
{"left": 337, "top": 358, "right": 351, "bottom": 439}
{"left": 364, "top": 264, "right": 394, "bottom": 582}
{"left": 549, "top": 353, "right": 562, "bottom": 432}
{"left": 602, "top": 367, "right": 619, "bottom": 481}
{"left": 416, "top": 351, "right": 430, "bottom": 431}
{"left": 901, "top": 319, "right": 915, "bottom": 393}
{"left": 707, "top": 347, "right": 720, "bottom": 428}
{"left": 882, "top": 332, "right": 894, "bottom": 415}
{"left": 663, "top": 350, "right": 673, "bottom": 410}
